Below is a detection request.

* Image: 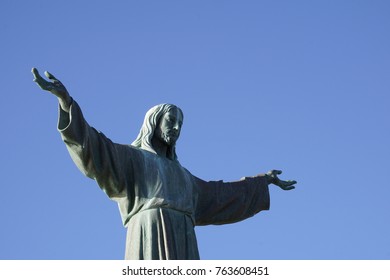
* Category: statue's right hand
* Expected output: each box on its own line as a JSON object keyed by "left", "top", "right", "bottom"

{"left": 32, "top": 68, "right": 69, "bottom": 98}
{"left": 32, "top": 68, "right": 72, "bottom": 112}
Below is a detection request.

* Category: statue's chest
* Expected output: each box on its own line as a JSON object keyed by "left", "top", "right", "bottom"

{"left": 136, "top": 156, "right": 195, "bottom": 204}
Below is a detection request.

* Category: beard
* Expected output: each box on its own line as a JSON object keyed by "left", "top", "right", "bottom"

{"left": 157, "top": 130, "right": 178, "bottom": 146}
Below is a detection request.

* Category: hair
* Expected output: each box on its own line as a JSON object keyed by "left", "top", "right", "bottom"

{"left": 131, "top": 104, "right": 183, "bottom": 161}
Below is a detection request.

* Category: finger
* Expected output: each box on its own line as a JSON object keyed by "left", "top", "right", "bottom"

{"left": 282, "top": 180, "right": 297, "bottom": 186}
{"left": 284, "top": 185, "right": 295, "bottom": 191}
{"left": 45, "top": 71, "right": 59, "bottom": 81}
{"left": 31, "top": 67, "right": 43, "bottom": 80}
{"left": 32, "top": 69, "right": 53, "bottom": 91}
{"left": 272, "top": 170, "right": 282, "bottom": 175}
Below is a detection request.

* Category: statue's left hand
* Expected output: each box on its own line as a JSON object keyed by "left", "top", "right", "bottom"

{"left": 266, "top": 170, "right": 296, "bottom": 190}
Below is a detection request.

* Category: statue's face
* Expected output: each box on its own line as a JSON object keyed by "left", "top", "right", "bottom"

{"left": 155, "top": 108, "right": 183, "bottom": 146}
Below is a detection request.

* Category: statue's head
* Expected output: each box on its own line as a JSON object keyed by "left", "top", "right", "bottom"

{"left": 131, "top": 104, "right": 184, "bottom": 161}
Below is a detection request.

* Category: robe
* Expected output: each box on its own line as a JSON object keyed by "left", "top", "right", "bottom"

{"left": 58, "top": 101, "right": 270, "bottom": 260}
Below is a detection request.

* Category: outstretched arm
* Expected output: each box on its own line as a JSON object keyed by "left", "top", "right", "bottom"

{"left": 194, "top": 174, "right": 270, "bottom": 225}
{"left": 194, "top": 170, "right": 296, "bottom": 225}
{"left": 31, "top": 68, "right": 72, "bottom": 112}
{"left": 31, "top": 68, "right": 129, "bottom": 199}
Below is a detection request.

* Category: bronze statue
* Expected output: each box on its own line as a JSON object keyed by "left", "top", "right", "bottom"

{"left": 32, "top": 68, "right": 296, "bottom": 260}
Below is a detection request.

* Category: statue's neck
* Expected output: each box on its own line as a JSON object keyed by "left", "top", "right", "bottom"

{"left": 151, "top": 137, "right": 169, "bottom": 158}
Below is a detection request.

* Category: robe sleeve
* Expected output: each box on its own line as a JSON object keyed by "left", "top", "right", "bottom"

{"left": 57, "top": 100, "right": 130, "bottom": 199}
{"left": 194, "top": 175, "right": 270, "bottom": 226}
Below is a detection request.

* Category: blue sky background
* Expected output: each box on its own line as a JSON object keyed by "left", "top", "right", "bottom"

{"left": 1, "top": 1, "right": 389, "bottom": 260}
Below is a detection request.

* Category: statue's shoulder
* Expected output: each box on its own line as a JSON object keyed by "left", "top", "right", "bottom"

{"left": 122, "top": 144, "right": 157, "bottom": 160}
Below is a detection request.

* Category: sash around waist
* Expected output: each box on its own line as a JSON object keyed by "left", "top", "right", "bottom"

{"left": 126, "top": 207, "right": 195, "bottom": 227}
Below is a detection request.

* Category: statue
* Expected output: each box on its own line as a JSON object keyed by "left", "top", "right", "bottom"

{"left": 31, "top": 68, "right": 297, "bottom": 260}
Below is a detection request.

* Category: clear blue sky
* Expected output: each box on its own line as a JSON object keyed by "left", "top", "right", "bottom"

{"left": 1, "top": 0, "right": 389, "bottom": 260}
